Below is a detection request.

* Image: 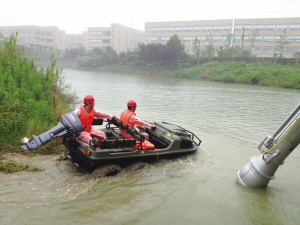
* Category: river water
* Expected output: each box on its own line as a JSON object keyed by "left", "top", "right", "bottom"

{"left": 1, "top": 69, "right": 300, "bottom": 224}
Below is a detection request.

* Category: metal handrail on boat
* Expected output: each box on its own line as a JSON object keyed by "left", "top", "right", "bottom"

{"left": 162, "top": 122, "right": 202, "bottom": 146}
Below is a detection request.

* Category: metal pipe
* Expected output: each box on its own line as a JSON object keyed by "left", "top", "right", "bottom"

{"left": 237, "top": 104, "right": 300, "bottom": 188}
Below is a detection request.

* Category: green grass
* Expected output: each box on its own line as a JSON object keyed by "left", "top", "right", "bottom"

{"left": 0, "top": 33, "right": 78, "bottom": 157}
{"left": 0, "top": 160, "right": 42, "bottom": 174}
{"left": 98, "top": 61, "right": 300, "bottom": 89}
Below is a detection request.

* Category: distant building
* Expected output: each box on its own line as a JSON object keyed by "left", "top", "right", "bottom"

{"left": 2, "top": 18, "right": 300, "bottom": 58}
{"left": 0, "top": 25, "right": 66, "bottom": 50}
{"left": 66, "top": 33, "right": 85, "bottom": 49}
{"left": 145, "top": 17, "right": 300, "bottom": 57}
{"left": 85, "top": 23, "right": 145, "bottom": 53}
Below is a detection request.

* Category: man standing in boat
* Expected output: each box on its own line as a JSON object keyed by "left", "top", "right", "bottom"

{"left": 74, "top": 95, "right": 115, "bottom": 145}
{"left": 120, "top": 100, "right": 156, "bottom": 140}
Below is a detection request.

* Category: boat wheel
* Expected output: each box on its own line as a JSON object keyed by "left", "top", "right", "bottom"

{"left": 126, "top": 161, "right": 148, "bottom": 171}
{"left": 91, "top": 164, "right": 122, "bottom": 178}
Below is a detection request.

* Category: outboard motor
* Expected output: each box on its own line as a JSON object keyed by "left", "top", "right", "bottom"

{"left": 237, "top": 104, "right": 300, "bottom": 188}
{"left": 21, "top": 112, "right": 83, "bottom": 150}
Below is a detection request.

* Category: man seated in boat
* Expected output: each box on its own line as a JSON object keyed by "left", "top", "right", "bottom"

{"left": 119, "top": 100, "right": 156, "bottom": 140}
{"left": 74, "top": 95, "right": 115, "bottom": 145}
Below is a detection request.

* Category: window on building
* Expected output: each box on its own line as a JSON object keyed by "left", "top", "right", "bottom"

{"left": 150, "top": 27, "right": 157, "bottom": 33}
{"left": 263, "top": 46, "right": 273, "bottom": 53}
{"left": 287, "top": 46, "right": 300, "bottom": 54}
{"left": 277, "top": 24, "right": 287, "bottom": 31}
{"left": 184, "top": 26, "right": 192, "bottom": 32}
{"left": 276, "top": 35, "right": 286, "bottom": 41}
{"left": 265, "top": 24, "right": 275, "bottom": 31}
{"left": 254, "top": 24, "right": 263, "bottom": 31}
{"left": 167, "top": 27, "right": 174, "bottom": 32}
{"left": 243, "top": 36, "right": 250, "bottom": 42}
{"left": 158, "top": 27, "right": 165, "bottom": 33}
{"left": 264, "top": 35, "right": 274, "bottom": 42}
{"left": 288, "top": 35, "right": 300, "bottom": 42}
{"left": 221, "top": 35, "right": 227, "bottom": 42}
{"left": 150, "top": 36, "right": 157, "bottom": 43}
{"left": 102, "top": 39, "right": 110, "bottom": 44}
{"left": 183, "top": 36, "right": 191, "bottom": 42}
{"left": 166, "top": 36, "right": 170, "bottom": 41}
{"left": 274, "top": 46, "right": 284, "bottom": 54}
{"left": 234, "top": 25, "right": 241, "bottom": 31}
{"left": 192, "top": 36, "right": 200, "bottom": 41}
{"left": 234, "top": 36, "right": 240, "bottom": 42}
{"left": 201, "top": 36, "right": 208, "bottom": 42}
{"left": 203, "top": 26, "right": 211, "bottom": 31}
{"left": 289, "top": 24, "right": 300, "bottom": 31}
{"left": 193, "top": 26, "right": 201, "bottom": 32}
{"left": 175, "top": 26, "right": 183, "bottom": 32}
{"left": 212, "top": 25, "right": 221, "bottom": 32}
{"left": 252, "top": 46, "right": 261, "bottom": 53}
{"left": 158, "top": 36, "right": 165, "bottom": 42}
{"left": 243, "top": 46, "right": 251, "bottom": 50}
{"left": 254, "top": 35, "right": 262, "bottom": 42}
{"left": 89, "top": 39, "right": 95, "bottom": 43}
{"left": 222, "top": 25, "right": 231, "bottom": 31}
{"left": 244, "top": 25, "right": 252, "bottom": 31}
{"left": 96, "top": 39, "right": 101, "bottom": 43}
{"left": 211, "top": 36, "right": 220, "bottom": 42}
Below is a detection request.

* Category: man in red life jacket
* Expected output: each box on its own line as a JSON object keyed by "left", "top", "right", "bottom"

{"left": 119, "top": 100, "right": 156, "bottom": 140}
{"left": 74, "top": 95, "right": 115, "bottom": 146}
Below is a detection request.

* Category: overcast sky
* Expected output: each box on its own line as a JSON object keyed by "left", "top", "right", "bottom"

{"left": 0, "top": 0, "right": 299, "bottom": 34}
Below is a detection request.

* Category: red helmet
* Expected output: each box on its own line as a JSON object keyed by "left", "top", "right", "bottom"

{"left": 83, "top": 95, "right": 95, "bottom": 103}
{"left": 127, "top": 100, "right": 137, "bottom": 107}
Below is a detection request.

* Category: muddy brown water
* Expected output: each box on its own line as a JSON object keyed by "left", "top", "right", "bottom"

{"left": 0, "top": 69, "right": 299, "bottom": 224}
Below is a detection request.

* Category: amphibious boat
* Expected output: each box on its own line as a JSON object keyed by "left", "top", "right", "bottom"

{"left": 21, "top": 112, "right": 201, "bottom": 172}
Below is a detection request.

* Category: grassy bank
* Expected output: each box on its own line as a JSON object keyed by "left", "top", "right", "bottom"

{"left": 95, "top": 61, "right": 300, "bottom": 89}
{"left": 0, "top": 34, "right": 78, "bottom": 173}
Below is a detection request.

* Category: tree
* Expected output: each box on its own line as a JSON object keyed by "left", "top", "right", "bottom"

{"left": 275, "top": 29, "right": 291, "bottom": 57}
{"left": 206, "top": 44, "right": 215, "bottom": 59}
{"left": 293, "top": 51, "right": 300, "bottom": 64}
{"left": 226, "top": 33, "right": 235, "bottom": 49}
{"left": 193, "top": 37, "right": 201, "bottom": 67}
{"left": 249, "top": 30, "right": 259, "bottom": 56}
{"left": 166, "top": 34, "right": 185, "bottom": 61}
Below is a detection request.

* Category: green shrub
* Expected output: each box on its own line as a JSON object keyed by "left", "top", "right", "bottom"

{"left": 0, "top": 34, "right": 78, "bottom": 150}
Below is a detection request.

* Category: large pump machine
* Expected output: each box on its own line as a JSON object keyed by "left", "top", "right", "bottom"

{"left": 237, "top": 103, "right": 300, "bottom": 188}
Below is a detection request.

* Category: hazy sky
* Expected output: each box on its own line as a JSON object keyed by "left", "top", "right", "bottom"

{"left": 1, "top": 0, "right": 299, "bottom": 34}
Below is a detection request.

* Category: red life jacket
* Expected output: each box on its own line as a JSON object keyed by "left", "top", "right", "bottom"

{"left": 79, "top": 105, "right": 95, "bottom": 132}
{"left": 120, "top": 109, "right": 136, "bottom": 132}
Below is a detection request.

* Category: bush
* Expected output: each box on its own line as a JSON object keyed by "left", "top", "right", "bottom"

{"left": 0, "top": 34, "right": 78, "bottom": 149}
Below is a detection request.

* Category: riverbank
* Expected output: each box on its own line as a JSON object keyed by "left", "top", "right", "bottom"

{"left": 93, "top": 61, "right": 300, "bottom": 89}
{"left": 0, "top": 34, "right": 79, "bottom": 173}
